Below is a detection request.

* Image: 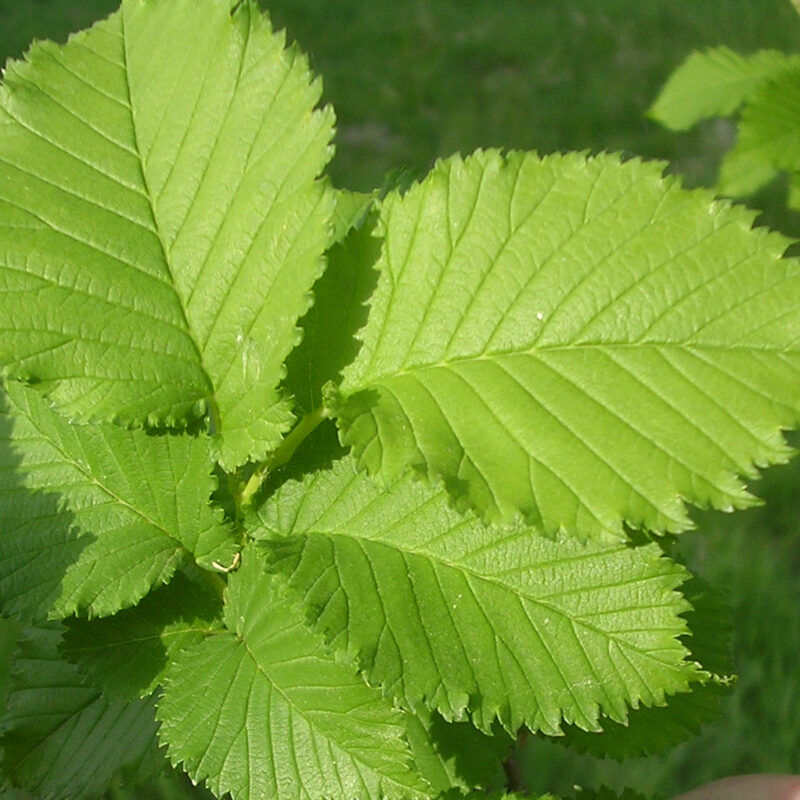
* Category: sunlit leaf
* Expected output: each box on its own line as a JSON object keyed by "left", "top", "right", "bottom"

{"left": 333, "top": 150, "right": 800, "bottom": 536}
{"left": 0, "top": 0, "right": 334, "bottom": 467}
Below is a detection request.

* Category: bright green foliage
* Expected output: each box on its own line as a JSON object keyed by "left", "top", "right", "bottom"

{"left": 157, "top": 545, "right": 430, "bottom": 800}
{"left": 257, "top": 456, "right": 697, "bottom": 734}
{"left": 648, "top": 47, "right": 800, "bottom": 131}
{"left": 0, "top": 0, "right": 334, "bottom": 468}
{"left": 0, "top": 2, "right": 799, "bottom": 799}
{"left": 0, "top": 381, "right": 237, "bottom": 620}
{"left": 333, "top": 149, "right": 800, "bottom": 536}
{"left": 556, "top": 580, "right": 734, "bottom": 759}
{"left": 652, "top": 47, "right": 800, "bottom": 206}
{"left": 0, "top": 623, "right": 163, "bottom": 800}
{"left": 718, "top": 65, "right": 800, "bottom": 201}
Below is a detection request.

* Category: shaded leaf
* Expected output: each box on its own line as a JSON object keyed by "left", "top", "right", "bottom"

{"left": 0, "top": 623, "right": 165, "bottom": 800}
{"left": 0, "top": 381, "right": 236, "bottom": 620}
{"left": 570, "top": 789, "right": 650, "bottom": 800}
{"left": 405, "top": 706, "right": 510, "bottom": 793}
{"left": 330, "top": 188, "right": 376, "bottom": 244}
{"left": 62, "top": 569, "right": 223, "bottom": 702}
{"left": 286, "top": 211, "right": 381, "bottom": 413}
{"left": 717, "top": 142, "right": 778, "bottom": 198}
{"left": 734, "top": 66, "right": 800, "bottom": 173}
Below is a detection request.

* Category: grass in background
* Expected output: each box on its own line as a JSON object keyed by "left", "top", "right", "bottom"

{"left": 1, "top": 2, "right": 799, "bottom": 798}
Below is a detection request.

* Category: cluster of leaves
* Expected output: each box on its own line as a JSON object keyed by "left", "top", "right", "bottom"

{"left": 0, "top": 1, "right": 799, "bottom": 799}
{"left": 649, "top": 43, "right": 800, "bottom": 204}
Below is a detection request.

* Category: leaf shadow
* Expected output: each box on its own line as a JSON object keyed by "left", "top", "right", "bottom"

{"left": 60, "top": 569, "right": 222, "bottom": 703}
{"left": 284, "top": 209, "right": 383, "bottom": 414}
{"left": 423, "top": 710, "right": 511, "bottom": 790}
{"left": 0, "top": 387, "right": 93, "bottom": 622}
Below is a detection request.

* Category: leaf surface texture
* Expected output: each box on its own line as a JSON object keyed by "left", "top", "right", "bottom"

{"left": 0, "top": 0, "right": 334, "bottom": 466}
{"left": 0, "top": 381, "right": 236, "bottom": 619}
{"left": 256, "top": 458, "right": 698, "bottom": 734}
{"left": 157, "top": 545, "right": 429, "bottom": 800}
{"left": 0, "top": 623, "right": 164, "bottom": 800}
{"left": 62, "top": 571, "right": 223, "bottom": 701}
{"left": 334, "top": 150, "right": 800, "bottom": 536}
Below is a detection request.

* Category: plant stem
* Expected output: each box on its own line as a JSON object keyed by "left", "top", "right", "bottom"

{"left": 199, "top": 566, "right": 228, "bottom": 601}
{"left": 503, "top": 730, "right": 528, "bottom": 794}
{"left": 207, "top": 395, "right": 223, "bottom": 436}
{"left": 238, "top": 407, "right": 327, "bottom": 507}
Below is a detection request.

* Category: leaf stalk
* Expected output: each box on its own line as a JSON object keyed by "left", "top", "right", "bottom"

{"left": 238, "top": 406, "right": 327, "bottom": 507}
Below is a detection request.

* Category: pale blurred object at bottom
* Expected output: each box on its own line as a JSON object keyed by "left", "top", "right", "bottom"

{"left": 673, "top": 774, "right": 800, "bottom": 800}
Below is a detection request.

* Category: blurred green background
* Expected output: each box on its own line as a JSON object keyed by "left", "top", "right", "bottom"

{"left": 1, "top": 1, "right": 799, "bottom": 798}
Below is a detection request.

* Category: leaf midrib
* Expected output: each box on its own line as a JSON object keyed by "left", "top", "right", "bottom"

{"left": 120, "top": 9, "right": 215, "bottom": 414}
{"left": 289, "top": 529, "right": 691, "bottom": 672}
{"left": 357, "top": 340, "right": 800, "bottom": 386}
{"left": 234, "top": 633, "right": 418, "bottom": 795}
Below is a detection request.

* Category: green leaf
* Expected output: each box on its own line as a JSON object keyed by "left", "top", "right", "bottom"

{"left": 556, "top": 579, "right": 735, "bottom": 759}
{"left": 570, "top": 789, "right": 650, "bottom": 800}
{"left": 333, "top": 150, "right": 800, "bottom": 537}
{"left": 450, "top": 794, "right": 560, "bottom": 800}
{"left": 157, "top": 545, "right": 430, "bottom": 800}
{"left": 0, "top": 623, "right": 165, "bottom": 800}
{"left": 734, "top": 66, "right": 800, "bottom": 173}
{"left": 648, "top": 46, "right": 800, "bottom": 130}
{"left": 0, "top": 381, "right": 237, "bottom": 620}
{"left": 62, "top": 570, "right": 223, "bottom": 702}
{"left": 717, "top": 142, "right": 778, "bottom": 198}
{"left": 559, "top": 681, "right": 726, "bottom": 763}
{"left": 256, "top": 457, "right": 698, "bottom": 735}
{"left": 0, "top": 616, "right": 22, "bottom": 712}
{"left": 330, "top": 189, "right": 377, "bottom": 244}
{"left": 0, "top": 0, "right": 334, "bottom": 468}
{"left": 788, "top": 172, "right": 800, "bottom": 211}
{"left": 715, "top": 67, "right": 800, "bottom": 201}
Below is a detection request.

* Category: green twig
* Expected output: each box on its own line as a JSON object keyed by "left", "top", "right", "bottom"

{"left": 195, "top": 565, "right": 228, "bottom": 601}
{"left": 207, "top": 395, "right": 223, "bottom": 436}
{"left": 238, "top": 407, "right": 327, "bottom": 508}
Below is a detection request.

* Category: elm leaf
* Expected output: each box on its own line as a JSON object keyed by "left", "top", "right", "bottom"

{"left": 0, "top": 0, "right": 334, "bottom": 467}
{"left": 732, "top": 66, "right": 800, "bottom": 174}
{"left": 0, "top": 381, "right": 237, "bottom": 620}
{"left": 648, "top": 46, "right": 800, "bottom": 130}
{"left": 556, "top": 578, "right": 735, "bottom": 759}
{"left": 62, "top": 570, "right": 223, "bottom": 702}
{"left": 333, "top": 150, "right": 800, "bottom": 536}
{"left": 404, "top": 706, "right": 510, "bottom": 793}
{"left": 255, "top": 457, "right": 699, "bottom": 735}
{"left": 0, "top": 623, "right": 165, "bottom": 800}
{"left": 157, "top": 545, "right": 430, "bottom": 800}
